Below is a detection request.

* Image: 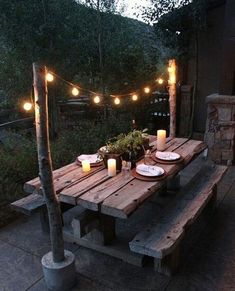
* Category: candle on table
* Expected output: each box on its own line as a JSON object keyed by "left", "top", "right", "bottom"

{"left": 108, "top": 158, "right": 116, "bottom": 177}
{"left": 157, "top": 129, "right": 166, "bottom": 151}
{"left": 82, "top": 160, "right": 91, "bottom": 172}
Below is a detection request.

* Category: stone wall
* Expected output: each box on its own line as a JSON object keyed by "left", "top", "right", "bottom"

{"left": 205, "top": 94, "right": 235, "bottom": 164}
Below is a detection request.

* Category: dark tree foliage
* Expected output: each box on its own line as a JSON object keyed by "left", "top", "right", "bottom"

{"left": 0, "top": 0, "right": 159, "bottom": 106}
{"left": 142, "top": 0, "right": 208, "bottom": 61}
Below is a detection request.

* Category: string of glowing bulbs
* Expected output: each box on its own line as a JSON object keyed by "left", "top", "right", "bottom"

{"left": 23, "top": 63, "right": 176, "bottom": 111}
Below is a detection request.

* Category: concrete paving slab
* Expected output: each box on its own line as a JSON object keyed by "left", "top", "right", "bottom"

{"left": 28, "top": 274, "right": 114, "bottom": 291}
{"left": 0, "top": 240, "right": 42, "bottom": 291}
{"left": 0, "top": 214, "right": 79, "bottom": 258}
{"left": 74, "top": 246, "right": 170, "bottom": 291}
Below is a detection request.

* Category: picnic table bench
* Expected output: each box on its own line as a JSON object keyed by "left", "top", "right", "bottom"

{"left": 11, "top": 136, "right": 227, "bottom": 274}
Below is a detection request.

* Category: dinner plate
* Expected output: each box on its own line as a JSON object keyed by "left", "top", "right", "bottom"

{"left": 136, "top": 164, "right": 164, "bottom": 177}
{"left": 77, "top": 154, "right": 102, "bottom": 164}
{"left": 155, "top": 151, "right": 180, "bottom": 161}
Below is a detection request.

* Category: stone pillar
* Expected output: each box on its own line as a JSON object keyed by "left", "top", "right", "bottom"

{"left": 205, "top": 94, "right": 235, "bottom": 164}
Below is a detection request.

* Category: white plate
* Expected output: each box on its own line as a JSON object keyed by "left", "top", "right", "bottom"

{"left": 78, "top": 154, "right": 102, "bottom": 164}
{"left": 155, "top": 151, "right": 180, "bottom": 161}
{"left": 136, "top": 164, "right": 164, "bottom": 177}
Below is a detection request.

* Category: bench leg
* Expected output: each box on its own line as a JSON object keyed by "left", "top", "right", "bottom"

{"left": 154, "top": 245, "right": 180, "bottom": 276}
{"left": 40, "top": 207, "right": 50, "bottom": 233}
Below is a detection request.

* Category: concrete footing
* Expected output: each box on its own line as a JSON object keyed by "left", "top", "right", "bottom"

{"left": 41, "top": 250, "right": 76, "bottom": 291}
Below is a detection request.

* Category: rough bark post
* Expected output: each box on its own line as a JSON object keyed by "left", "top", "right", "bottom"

{"left": 168, "top": 59, "right": 177, "bottom": 138}
{"left": 33, "top": 63, "right": 65, "bottom": 263}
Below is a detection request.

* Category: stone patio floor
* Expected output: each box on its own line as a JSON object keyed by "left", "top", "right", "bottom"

{"left": 1, "top": 156, "right": 235, "bottom": 291}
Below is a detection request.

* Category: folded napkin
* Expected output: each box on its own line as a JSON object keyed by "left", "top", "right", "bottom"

{"left": 78, "top": 154, "right": 101, "bottom": 164}
{"left": 136, "top": 164, "right": 160, "bottom": 176}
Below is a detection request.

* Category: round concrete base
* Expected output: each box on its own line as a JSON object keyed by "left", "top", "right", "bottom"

{"left": 41, "top": 250, "right": 77, "bottom": 291}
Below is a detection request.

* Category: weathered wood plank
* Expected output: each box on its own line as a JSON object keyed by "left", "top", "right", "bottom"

{"left": 47, "top": 166, "right": 103, "bottom": 195}
{"left": 10, "top": 193, "right": 45, "bottom": 215}
{"left": 59, "top": 169, "right": 110, "bottom": 205}
{"left": 24, "top": 162, "right": 79, "bottom": 193}
{"left": 77, "top": 138, "right": 188, "bottom": 213}
{"left": 129, "top": 165, "right": 227, "bottom": 260}
{"left": 77, "top": 173, "right": 133, "bottom": 211}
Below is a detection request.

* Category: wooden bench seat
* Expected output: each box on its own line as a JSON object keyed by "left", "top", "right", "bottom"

{"left": 129, "top": 164, "right": 227, "bottom": 276}
{"left": 10, "top": 193, "right": 45, "bottom": 215}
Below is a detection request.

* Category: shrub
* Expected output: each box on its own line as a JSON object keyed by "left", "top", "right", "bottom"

{"left": 0, "top": 113, "right": 132, "bottom": 225}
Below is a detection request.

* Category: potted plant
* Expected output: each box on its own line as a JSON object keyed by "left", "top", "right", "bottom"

{"left": 99, "top": 129, "right": 149, "bottom": 171}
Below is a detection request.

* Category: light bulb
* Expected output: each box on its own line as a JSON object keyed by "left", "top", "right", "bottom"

{"left": 144, "top": 87, "right": 150, "bottom": 94}
{"left": 94, "top": 95, "right": 101, "bottom": 104}
{"left": 46, "top": 73, "right": 54, "bottom": 82}
{"left": 72, "top": 87, "right": 79, "bottom": 96}
{"left": 114, "top": 97, "right": 120, "bottom": 105}
{"left": 132, "top": 94, "right": 138, "bottom": 101}
{"left": 157, "top": 78, "right": 164, "bottom": 85}
{"left": 23, "top": 102, "right": 33, "bottom": 111}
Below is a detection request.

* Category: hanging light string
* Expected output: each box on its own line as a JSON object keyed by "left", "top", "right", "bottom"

{"left": 47, "top": 71, "right": 166, "bottom": 98}
{"left": 23, "top": 68, "right": 169, "bottom": 110}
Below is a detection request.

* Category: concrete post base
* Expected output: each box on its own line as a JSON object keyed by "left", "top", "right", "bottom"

{"left": 41, "top": 250, "right": 77, "bottom": 291}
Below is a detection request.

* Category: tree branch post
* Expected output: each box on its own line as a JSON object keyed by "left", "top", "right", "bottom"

{"left": 168, "top": 59, "right": 177, "bottom": 138}
{"left": 33, "top": 63, "right": 65, "bottom": 263}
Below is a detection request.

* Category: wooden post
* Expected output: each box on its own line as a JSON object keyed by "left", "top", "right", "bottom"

{"left": 33, "top": 63, "right": 65, "bottom": 263}
{"left": 168, "top": 59, "right": 177, "bottom": 138}
{"left": 219, "top": 0, "right": 235, "bottom": 95}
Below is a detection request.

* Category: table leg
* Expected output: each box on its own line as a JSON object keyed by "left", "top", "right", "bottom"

{"left": 167, "top": 174, "right": 181, "bottom": 191}
{"left": 99, "top": 213, "right": 116, "bottom": 245}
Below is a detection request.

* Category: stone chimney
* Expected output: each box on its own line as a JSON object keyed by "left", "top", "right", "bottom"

{"left": 205, "top": 94, "right": 235, "bottom": 164}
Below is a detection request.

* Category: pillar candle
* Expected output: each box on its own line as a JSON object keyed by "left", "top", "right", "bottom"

{"left": 82, "top": 160, "right": 90, "bottom": 172}
{"left": 157, "top": 129, "right": 166, "bottom": 151}
{"left": 108, "top": 158, "right": 116, "bottom": 177}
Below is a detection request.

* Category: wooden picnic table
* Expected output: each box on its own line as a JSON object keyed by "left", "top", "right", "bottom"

{"left": 24, "top": 136, "right": 207, "bottom": 265}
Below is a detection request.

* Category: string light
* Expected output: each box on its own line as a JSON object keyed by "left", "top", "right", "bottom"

{"left": 71, "top": 87, "right": 79, "bottom": 96}
{"left": 46, "top": 73, "right": 54, "bottom": 82}
{"left": 157, "top": 78, "right": 164, "bottom": 85}
{"left": 144, "top": 87, "right": 150, "bottom": 94}
{"left": 23, "top": 102, "right": 33, "bottom": 111}
{"left": 114, "top": 97, "right": 120, "bottom": 105}
{"left": 132, "top": 94, "right": 138, "bottom": 101}
{"left": 93, "top": 95, "right": 101, "bottom": 104}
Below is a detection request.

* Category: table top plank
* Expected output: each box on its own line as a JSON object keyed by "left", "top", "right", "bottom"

{"left": 101, "top": 139, "right": 207, "bottom": 219}
{"left": 24, "top": 162, "right": 80, "bottom": 194}
{"left": 59, "top": 169, "right": 110, "bottom": 205}
{"left": 76, "top": 138, "right": 188, "bottom": 211}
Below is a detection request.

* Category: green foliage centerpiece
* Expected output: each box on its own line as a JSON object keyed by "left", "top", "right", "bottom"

{"left": 99, "top": 129, "right": 149, "bottom": 171}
